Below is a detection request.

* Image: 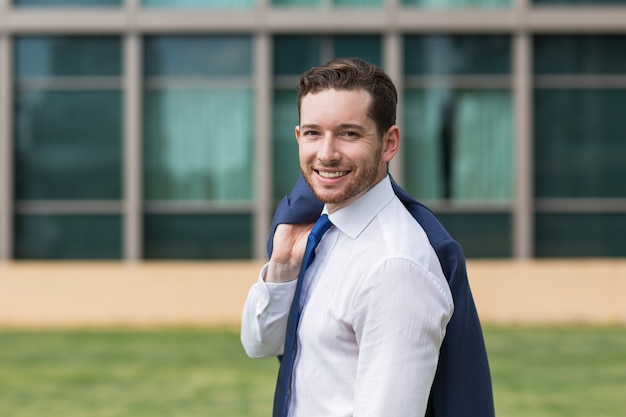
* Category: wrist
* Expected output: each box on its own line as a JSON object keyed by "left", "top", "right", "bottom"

{"left": 266, "top": 259, "right": 299, "bottom": 283}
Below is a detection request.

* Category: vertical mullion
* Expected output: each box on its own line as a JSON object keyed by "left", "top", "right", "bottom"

{"left": 384, "top": 31, "right": 403, "bottom": 185}
{"left": 513, "top": 32, "right": 533, "bottom": 259}
{"left": 254, "top": 33, "right": 272, "bottom": 260}
{"left": 124, "top": 33, "right": 143, "bottom": 261}
{"left": 0, "top": 34, "right": 12, "bottom": 261}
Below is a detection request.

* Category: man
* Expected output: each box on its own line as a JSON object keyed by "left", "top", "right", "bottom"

{"left": 241, "top": 58, "right": 493, "bottom": 417}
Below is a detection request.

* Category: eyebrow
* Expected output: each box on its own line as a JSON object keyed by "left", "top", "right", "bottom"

{"left": 300, "top": 123, "right": 366, "bottom": 132}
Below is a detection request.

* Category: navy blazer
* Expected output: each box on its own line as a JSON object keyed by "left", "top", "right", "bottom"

{"left": 267, "top": 175, "right": 495, "bottom": 417}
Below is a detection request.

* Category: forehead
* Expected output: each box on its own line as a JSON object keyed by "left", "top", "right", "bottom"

{"left": 300, "top": 88, "right": 373, "bottom": 124}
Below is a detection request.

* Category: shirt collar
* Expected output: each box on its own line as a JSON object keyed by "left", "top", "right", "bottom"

{"left": 324, "top": 175, "right": 395, "bottom": 240}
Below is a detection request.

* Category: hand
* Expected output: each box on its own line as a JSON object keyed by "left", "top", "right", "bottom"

{"left": 266, "top": 223, "right": 314, "bottom": 283}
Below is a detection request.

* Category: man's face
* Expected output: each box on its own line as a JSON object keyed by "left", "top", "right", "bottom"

{"left": 296, "top": 88, "right": 399, "bottom": 213}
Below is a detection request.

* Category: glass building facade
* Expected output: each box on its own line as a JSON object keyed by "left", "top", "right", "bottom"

{"left": 0, "top": 0, "right": 625, "bottom": 261}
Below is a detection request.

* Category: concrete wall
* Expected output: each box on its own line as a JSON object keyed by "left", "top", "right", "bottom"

{"left": 1, "top": 260, "right": 625, "bottom": 328}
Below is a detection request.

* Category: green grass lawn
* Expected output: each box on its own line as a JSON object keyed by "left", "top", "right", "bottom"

{"left": 1, "top": 326, "right": 625, "bottom": 417}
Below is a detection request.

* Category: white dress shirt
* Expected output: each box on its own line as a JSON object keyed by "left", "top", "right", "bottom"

{"left": 241, "top": 176, "right": 454, "bottom": 417}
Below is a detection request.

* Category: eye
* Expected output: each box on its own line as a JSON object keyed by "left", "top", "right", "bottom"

{"left": 340, "top": 130, "right": 360, "bottom": 139}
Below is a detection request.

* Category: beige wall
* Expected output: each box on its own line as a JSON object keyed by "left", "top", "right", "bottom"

{"left": 1, "top": 260, "right": 625, "bottom": 328}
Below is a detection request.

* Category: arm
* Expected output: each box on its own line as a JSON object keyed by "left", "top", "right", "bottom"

{"left": 240, "top": 266, "right": 297, "bottom": 358}
{"left": 240, "top": 222, "right": 313, "bottom": 358}
{"left": 351, "top": 258, "right": 454, "bottom": 417}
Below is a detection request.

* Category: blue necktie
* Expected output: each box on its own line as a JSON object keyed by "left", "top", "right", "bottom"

{"left": 273, "top": 214, "right": 333, "bottom": 417}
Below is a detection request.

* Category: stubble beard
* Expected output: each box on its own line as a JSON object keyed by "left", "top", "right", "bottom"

{"left": 303, "top": 153, "right": 383, "bottom": 206}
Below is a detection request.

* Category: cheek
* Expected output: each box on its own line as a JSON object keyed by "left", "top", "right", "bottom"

{"left": 298, "top": 142, "right": 315, "bottom": 163}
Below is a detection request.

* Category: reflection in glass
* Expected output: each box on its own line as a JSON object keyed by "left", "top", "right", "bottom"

{"left": 438, "top": 213, "right": 512, "bottom": 258}
{"left": 273, "top": 0, "right": 382, "bottom": 5}
{"left": 534, "top": 0, "right": 626, "bottom": 6}
{"left": 403, "top": 34, "right": 512, "bottom": 202}
{"left": 15, "top": 36, "right": 121, "bottom": 77}
{"left": 534, "top": 35, "right": 626, "bottom": 75}
{"left": 402, "top": 0, "right": 510, "bottom": 6}
{"left": 15, "top": 214, "right": 121, "bottom": 259}
{"left": 143, "top": 88, "right": 253, "bottom": 201}
{"left": 14, "top": 36, "right": 122, "bottom": 200}
{"left": 143, "top": 35, "right": 254, "bottom": 202}
{"left": 534, "top": 89, "right": 626, "bottom": 198}
{"left": 144, "top": 214, "right": 252, "bottom": 259}
{"left": 15, "top": 0, "right": 120, "bottom": 6}
{"left": 15, "top": 91, "right": 122, "bottom": 199}
{"left": 143, "top": 0, "right": 253, "bottom": 6}
{"left": 404, "top": 89, "right": 513, "bottom": 201}
{"left": 404, "top": 34, "right": 510, "bottom": 75}
{"left": 536, "top": 213, "right": 626, "bottom": 257}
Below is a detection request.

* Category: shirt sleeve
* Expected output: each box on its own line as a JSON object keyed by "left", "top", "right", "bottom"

{"left": 240, "top": 263, "right": 298, "bottom": 359}
{"left": 351, "top": 257, "right": 454, "bottom": 417}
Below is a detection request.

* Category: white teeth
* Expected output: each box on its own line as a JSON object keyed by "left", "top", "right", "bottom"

{"left": 318, "top": 171, "right": 347, "bottom": 179}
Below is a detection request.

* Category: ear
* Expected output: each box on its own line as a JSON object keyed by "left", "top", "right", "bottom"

{"left": 294, "top": 125, "right": 301, "bottom": 144}
{"left": 381, "top": 125, "right": 400, "bottom": 163}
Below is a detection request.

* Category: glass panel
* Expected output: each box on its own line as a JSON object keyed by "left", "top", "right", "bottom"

{"left": 437, "top": 213, "right": 512, "bottom": 258}
{"left": 15, "top": 36, "right": 121, "bottom": 77}
{"left": 14, "top": 36, "right": 123, "bottom": 201}
{"left": 404, "top": 35, "right": 510, "bottom": 75}
{"left": 273, "top": 0, "right": 382, "bottom": 4}
{"left": 272, "top": 0, "right": 320, "bottom": 5}
{"left": 143, "top": 0, "right": 253, "bottom": 7}
{"left": 333, "top": 35, "right": 382, "bottom": 67}
{"left": 143, "top": 88, "right": 253, "bottom": 201}
{"left": 272, "top": 90, "right": 301, "bottom": 199}
{"left": 273, "top": 36, "right": 322, "bottom": 76}
{"left": 144, "top": 35, "right": 252, "bottom": 76}
{"left": 144, "top": 214, "right": 252, "bottom": 259}
{"left": 143, "top": 35, "right": 254, "bottom": 202}
{"left": 535, "top": 213, "right": 626, "bottom": 258}
{"left": 404, "top": 89, "right": 513, "bottom": 201}
{"left": 534, "top": 89, "right": 626, "bottom": 198}
{"left": 535, "top": 35, "right": 626, "bottom": 75}
{"left": 534, "top": 0, "right": 625, "bottom": 5}
{"left": 403, "top": 35, "right": 512, "bottom": 203}
{"left": 273, "top": 35, "right": 382, "bottom": 75}
{"left": 15, "top": 0, "right": 120, "bottom": 6}
{"left": 14, "top": 90, "right": 122, "bottom": 200}
{"left": 14, "top": 214, "right": 121, "bottom": 259}
{"left": 402, "top": 0, "right": 510, "bottom": 6}
{"left": 335, "top": 0, "right": 382, "bottom": 6}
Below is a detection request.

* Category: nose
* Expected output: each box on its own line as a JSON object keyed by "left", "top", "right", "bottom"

{"left": 317, "top": 133, "right": 340, "bottom": 163}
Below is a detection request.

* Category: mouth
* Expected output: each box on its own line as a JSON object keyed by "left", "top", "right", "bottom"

{"left": 316, "top": 170, "right": 349, "bottom": 179}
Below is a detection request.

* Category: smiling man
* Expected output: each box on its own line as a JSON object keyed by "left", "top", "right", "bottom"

{"left": 241, "top": 58, "right": 455, "bottom": 417}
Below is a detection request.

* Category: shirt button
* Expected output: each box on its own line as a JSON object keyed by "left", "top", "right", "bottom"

{"left": 273, "top": 295, "right": 281, "bottom": 302}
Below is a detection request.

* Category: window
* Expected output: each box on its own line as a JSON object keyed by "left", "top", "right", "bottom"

{"left": 403, "top": 34, "right": 513, "bottom": 202}
{"left": 534, "top": 0, "right": 625, "bottom": 5}
{"left": 403, "top": 34, "right": 513, "bottom": 258}
{"left": 402, "top": 0, "right": 510, "bottom": 7}
{"left": 534, "top": 35, "right": 626, "bottom": 199}
{"left": 13, "top": 36, "right": 123, "bottom": 259}
{"left": 15, "top": 215, "right": 121, "bottom": 260}
{"left": 142, "top": 0, "right": 253, "bottom": 8}
{"left": 14, "top": 36, "right": 122, "bottom": 201}
{"left": 272, "top": 0, "right": 382, "bottom": 6}
{"left": 142, "top": 35, "right": 254, "bottom": 259}
{"left": 15, "top": 0, "right": 121, "bottom": 6}
{"left": 144, "top": 214, "right": 252, "bottom": 259}
{"left": 533, "top": 35, "right": 626, "bottom": 257}
{"left": 143, "top": 35, "right": 254, "bottom": 202}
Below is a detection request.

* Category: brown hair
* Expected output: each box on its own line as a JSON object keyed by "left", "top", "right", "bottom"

{"left": 297, "top": 57, "right": 398, "bottom": 138}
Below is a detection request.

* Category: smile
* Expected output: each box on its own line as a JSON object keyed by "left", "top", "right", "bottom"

{"left": 317, "top": 170, "right": 349, "bottom": 179}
